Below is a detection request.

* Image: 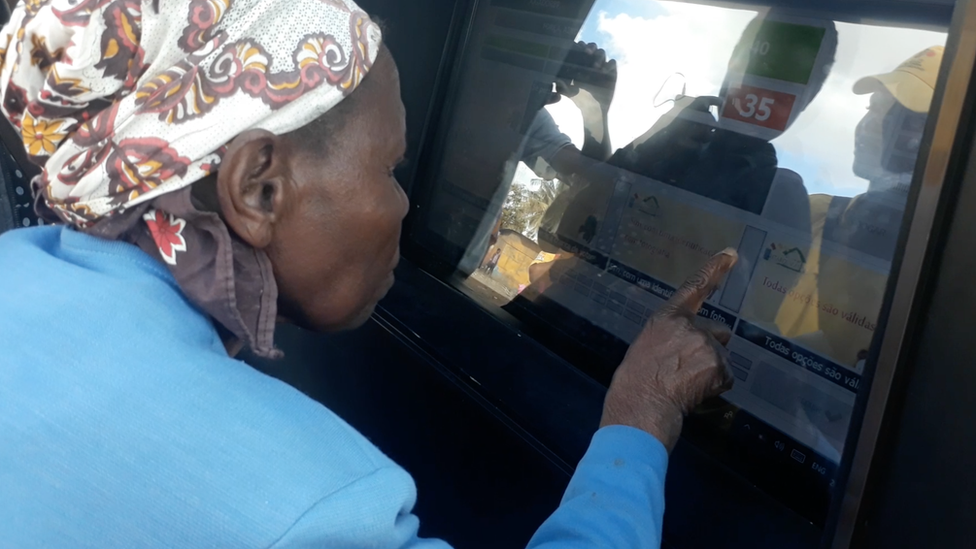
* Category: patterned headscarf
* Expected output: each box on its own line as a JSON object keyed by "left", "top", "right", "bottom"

{"left": 0, "top": 0, "right": 383, "bottom": 357}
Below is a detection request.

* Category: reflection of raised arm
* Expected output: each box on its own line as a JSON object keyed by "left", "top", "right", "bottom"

{"left": 521, "top": 109, "right": 609, "bottom": 190}
{"left": 517, "top": 42, "right": 616, "bottom": 187}
{"left": 553, "top": 41, "right": 617, "bottom": 163}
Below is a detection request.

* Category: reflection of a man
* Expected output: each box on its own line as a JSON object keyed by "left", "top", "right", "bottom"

{"left": 747, "top": 48, "right": 943, "bottom": 463}
{"left": 787, "top": 47, "right": 942, "bottom": 368}
{"left": 607, "top": 13, "right": 837, "bottom": 228}
{"left": 821, "top": 46, "right": 941, "bottom": 260}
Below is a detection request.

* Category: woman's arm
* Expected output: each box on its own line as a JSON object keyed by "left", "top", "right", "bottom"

{"left": 268, "top": 430, "right": 666, "bottom": 549}
{"left": 528, "top": 426, "right": 668, "bottom": 548}
{"left": 272, "top": 251, "right": 737, "bottom": 549}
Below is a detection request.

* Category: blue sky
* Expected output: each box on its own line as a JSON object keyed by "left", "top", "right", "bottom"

{"left": 577, "top": 0, "right": 666, "bottom": 42}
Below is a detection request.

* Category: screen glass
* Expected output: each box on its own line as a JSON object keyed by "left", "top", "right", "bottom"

{"left": 409, "top": 0, "right": 949, "bottom": 524}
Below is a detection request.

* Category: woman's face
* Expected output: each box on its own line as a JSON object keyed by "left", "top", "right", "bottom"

{"left": 270, "top": 53, "right": 409, "bottom": 332}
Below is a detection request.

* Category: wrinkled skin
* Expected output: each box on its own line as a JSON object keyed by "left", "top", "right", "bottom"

{"left": 601, "top": 250, "right": 739, "bottom": 451}
{"left": 216, "top": 47, "right": 409, "bottom": 333}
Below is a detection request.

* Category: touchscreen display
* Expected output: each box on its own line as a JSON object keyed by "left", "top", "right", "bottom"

{"left": 412, "top": 0, "right": 947, "bottom": 524}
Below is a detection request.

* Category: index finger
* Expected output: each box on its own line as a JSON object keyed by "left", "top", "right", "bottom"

{"left": 660, "top": 248, "right": 738, "bottom": 317}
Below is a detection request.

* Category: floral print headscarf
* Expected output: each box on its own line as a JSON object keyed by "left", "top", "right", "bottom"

{"left": 0, "top": 0, "right": 383, "bottom": 357}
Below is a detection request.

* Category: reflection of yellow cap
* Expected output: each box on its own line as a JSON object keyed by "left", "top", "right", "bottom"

{"left": 853, "top": 46, "right": 944, "bottom": 113}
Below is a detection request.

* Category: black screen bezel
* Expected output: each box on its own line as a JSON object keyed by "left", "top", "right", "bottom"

{"left": 395, "top": 0, "right": 954, "bottom": 533}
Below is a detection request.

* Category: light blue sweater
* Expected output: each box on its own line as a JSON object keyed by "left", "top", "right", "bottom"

{"left": 0, "top": 226, "right": 668, "bottom": 548}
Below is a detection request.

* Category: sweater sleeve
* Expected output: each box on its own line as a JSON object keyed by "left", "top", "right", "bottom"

{"left": 526, "top": 426, "right": 669, "bottom": 549}
{"left": 271, "top": 426, "right": 667, "bottom": 549}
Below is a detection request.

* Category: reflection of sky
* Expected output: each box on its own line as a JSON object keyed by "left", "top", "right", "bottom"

{"left": 547, "top": 0, "right": 947, "bottom": 198}
{"left": 578, "top": 0, "right": 665, "bottom": 37}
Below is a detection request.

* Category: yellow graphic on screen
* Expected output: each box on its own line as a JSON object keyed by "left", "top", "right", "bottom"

{"left": 741, "top": 236, "right": 887, "bottom": 368}
{"left": 610, "top": 193, "right": 745, "bottom": 289}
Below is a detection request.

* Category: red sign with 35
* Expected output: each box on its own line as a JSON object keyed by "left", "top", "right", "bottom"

{"left": 721, "top": 86, "right": 797, "bottom": 131}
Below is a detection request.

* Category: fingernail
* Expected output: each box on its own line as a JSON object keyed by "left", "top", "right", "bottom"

{"left": 717, "top": 247, "right": 738, "bottom": 258}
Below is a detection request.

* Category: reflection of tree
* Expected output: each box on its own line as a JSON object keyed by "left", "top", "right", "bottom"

{"left": 500, "top": 178, "right": 565, "bottom": 240}
{"left": 500, "top": 183, "right": 529, "bottom": 235}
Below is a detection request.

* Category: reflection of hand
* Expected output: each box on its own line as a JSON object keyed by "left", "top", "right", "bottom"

{"left": 601, "top": 249, "right": 738, "bottom": 451}
{"left": 615, "top": 95, "right": 721, "bottom": 177}
{"left": 552, "top": 41, "right": 617, "bottom": 109}
{"left": 643, "top": 95, "right": 720, "bottom": 148}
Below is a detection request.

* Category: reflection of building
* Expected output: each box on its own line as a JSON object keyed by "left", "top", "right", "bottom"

{"left": 490, "top": 229, "right": 558, "bottom": 292}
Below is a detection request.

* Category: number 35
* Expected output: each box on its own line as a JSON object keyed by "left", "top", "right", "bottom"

{"left": 735, "top": 93, "right": 775, "bottom": 121}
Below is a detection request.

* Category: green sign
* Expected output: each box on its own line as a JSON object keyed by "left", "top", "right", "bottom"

{"left": 745, "top": 21, "right": 826, "bottom": 85}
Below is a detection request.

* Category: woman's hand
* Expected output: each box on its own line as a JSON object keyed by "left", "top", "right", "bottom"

{"left": 601, "top": 249, "right": 739, "bottom": 452}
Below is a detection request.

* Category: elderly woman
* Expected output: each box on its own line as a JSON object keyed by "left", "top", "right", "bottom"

{"left": 0, "top": 0, "right": 737, "bottom": 547}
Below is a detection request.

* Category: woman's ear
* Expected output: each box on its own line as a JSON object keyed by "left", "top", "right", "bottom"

{"left": 216, "top": 129, "right": 292, "bottom": 249}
